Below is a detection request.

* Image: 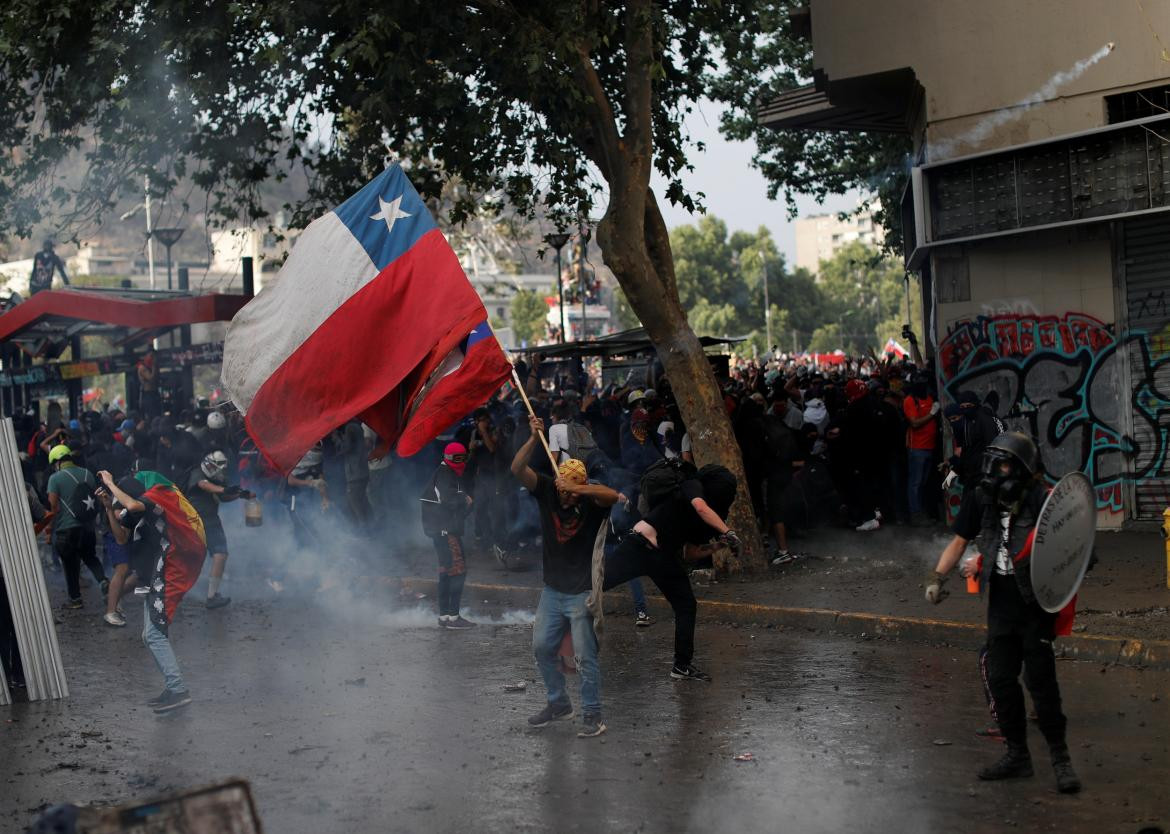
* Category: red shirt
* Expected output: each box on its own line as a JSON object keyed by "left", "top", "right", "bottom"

{"left": 903, "top": 396, "right": 937, "bottom": 450}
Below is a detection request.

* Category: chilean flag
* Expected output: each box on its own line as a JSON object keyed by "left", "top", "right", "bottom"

{"left": 222, "top": 165, "right": 512, "bottom": 472}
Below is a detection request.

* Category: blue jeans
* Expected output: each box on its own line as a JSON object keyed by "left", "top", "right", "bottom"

{"left": 533, "top": 587, "right": 601, "bottom": 716}
{"left": 142, "top": 602, "right": 186, "bottom": 694}
{"left": 629, "top": 578, "right": 648, "bottom": 613}
{"left": 907, "top": 449, "right": 934, "bottom": 515}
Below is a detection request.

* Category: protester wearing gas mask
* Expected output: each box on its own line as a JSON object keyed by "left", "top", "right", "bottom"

{"left": 187, "top": 450, "right": 253, "bottom": 610}
{"left": 924, "top": 432, "right": 1081, "bottom": 795}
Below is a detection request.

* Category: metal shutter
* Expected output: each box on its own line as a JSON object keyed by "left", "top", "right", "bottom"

{"left": 1123, "top": 213, "right": 1170, "bottom": 520}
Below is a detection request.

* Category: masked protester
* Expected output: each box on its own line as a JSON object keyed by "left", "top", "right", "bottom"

{"left": 602, "top": 461, "right": 739, "bottom": 683}
{"left": 924, "top": 432, "right": 1081, "bottom": 794}
{"left": 420, "top": 442, "right": 475, "bottom": 629}
{"left": 187, "top": 451, "right": 252, "bottom": 610}
{"left": 512, "top": 416, "right": 619, "bottom": 738}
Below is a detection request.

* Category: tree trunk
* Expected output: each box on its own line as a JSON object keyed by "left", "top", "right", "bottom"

{"left": 563, "top": 0, "right": 766, "bottom": 572}
{"left": 596, "top": 215, "right": 766, "bottom": 574}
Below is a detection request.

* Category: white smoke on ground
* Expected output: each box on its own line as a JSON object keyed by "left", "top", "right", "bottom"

{"left": 930, "top": 43, "right": 1115, "bottom": 161}
{"left": 375, "top": 605, "right": 535, "bottom": 629}
{"left": 211, "top": 488, "right": 535, "bottom": 629}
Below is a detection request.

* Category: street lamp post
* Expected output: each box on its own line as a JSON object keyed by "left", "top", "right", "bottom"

{"left": 151, "top": 227, "right": 185, "bottom": 290}
{"left": 578, "top": 221, "right": 591, "bottom": 341}
{"left": 543, "top": 232, "right": 571, "bottom": 343}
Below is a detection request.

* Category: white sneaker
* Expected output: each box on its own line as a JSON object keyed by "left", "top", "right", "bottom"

{"left": 855, "top": 518, "right": 881, "bottom": 532}
{"left": 103, "top": 612, "right": 126, "bottom": 627}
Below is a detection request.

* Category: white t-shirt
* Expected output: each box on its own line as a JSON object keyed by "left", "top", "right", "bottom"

{"left": 681, "top": 433, "right": 692, "bottom": 457}
{"left": 994, "top": 512, "right": 1014, "bottom": 575}
{"left": 547, "top": 423, "right": 570, "bottom": 464}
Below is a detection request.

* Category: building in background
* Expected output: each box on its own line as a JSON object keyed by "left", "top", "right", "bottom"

{"left": 761, "top": 0, "right": 1170, "bottom": 527}
{"left": 794, "top": 209, "right": 885, "bottom": 276}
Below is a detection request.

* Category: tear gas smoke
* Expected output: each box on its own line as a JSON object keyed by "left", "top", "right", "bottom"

{"left": 930, "top": 43, "right": 1116, "bottom": 161}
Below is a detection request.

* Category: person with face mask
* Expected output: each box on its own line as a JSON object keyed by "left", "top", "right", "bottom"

{"left": 420, "top": 442, "right": 475, "bottom": 629}
{"left": 186, "top": 450, "right": 252, "bottom": 610}
{"left": 924, "top": 432, "right": 1081, "bottom": 794}
{"left": 512, "top": 416, "right": 619, "bottom": 738}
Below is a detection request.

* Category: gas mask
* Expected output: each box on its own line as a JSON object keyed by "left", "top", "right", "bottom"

{"left": 979, "top": 448, "right": 1027, "bottom": 508}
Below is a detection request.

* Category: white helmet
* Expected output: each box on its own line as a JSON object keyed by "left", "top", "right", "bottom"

{"left": 207, "top": 411, "right": 226, "bottom": 431}
{"left": 200, "top": 450, "right": 229, "bottom": 482}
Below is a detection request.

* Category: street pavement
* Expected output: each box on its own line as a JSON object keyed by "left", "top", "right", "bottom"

{"left": 3, "top": 585, "right": 1167, "bottom": 834}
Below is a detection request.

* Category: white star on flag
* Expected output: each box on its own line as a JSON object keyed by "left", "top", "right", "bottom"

{"left": 82, "top": 494, "right": 96, "bottom": 512}
{"left": 370, "top": 195, "right": 412, "bottom": 234}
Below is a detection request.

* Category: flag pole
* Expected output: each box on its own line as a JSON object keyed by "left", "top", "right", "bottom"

{"left": 510, "top": 366, "right": 559, "bottom": 471}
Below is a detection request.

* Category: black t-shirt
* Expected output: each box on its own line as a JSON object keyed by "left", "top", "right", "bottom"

{"left": 951, "top": 487, "right": 986, "bottom": 542}
{"left": 119, "top": 496, "right": 164, "bottom": 581}
{"left": 643, "top": 478, "right": 716, "bottom": 556}
{"left": 532, "top": 474, "right": 608, "bottom": 595}
{"left": 185, "top": 469, "right": 220, "bottom": 520}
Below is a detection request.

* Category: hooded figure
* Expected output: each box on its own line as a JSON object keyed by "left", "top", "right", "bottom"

{"left": 421, "top": 441, "right": 474, "bottom": 629}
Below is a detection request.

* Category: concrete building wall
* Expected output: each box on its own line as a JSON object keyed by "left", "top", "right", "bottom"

{"left": 810, "top": 0, "right": 1170, "bottom": 160}
{"left": 794, "top": 211, "right": 885, "bottom": 276}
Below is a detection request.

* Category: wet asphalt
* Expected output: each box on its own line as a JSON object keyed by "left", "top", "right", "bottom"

{"left": 3, "top": 579, "right": 1168, "bottom": 834}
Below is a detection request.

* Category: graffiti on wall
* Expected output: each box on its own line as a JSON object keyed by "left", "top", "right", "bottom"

{"left": 939, "top": 312, "right": 1170, "bottom": 512}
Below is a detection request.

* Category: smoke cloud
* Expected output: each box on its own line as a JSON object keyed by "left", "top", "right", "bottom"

{"left": 930, "top": 43, "right": 1115, "bottom": 161}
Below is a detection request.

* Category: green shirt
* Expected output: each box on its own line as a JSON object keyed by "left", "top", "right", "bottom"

{"left": 47, "top": 464, "right": 97, "bottom": 533}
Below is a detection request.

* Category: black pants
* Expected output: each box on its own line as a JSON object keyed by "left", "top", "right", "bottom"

{"left": 55, "top": 527, "right": 105, "bottom": 601}
{"left": 604, "top": 536, "right": 696, "bottom": 667}
{"left": 983, "top": 574, "right": 1068, "bottom": 748}
{"left": 0, "top": 578, "right": 23, "bottom": 686}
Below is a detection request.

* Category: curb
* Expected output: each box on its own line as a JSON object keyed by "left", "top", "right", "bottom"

{"left": 398, "top": 577, "right": 1170, "bottom": 669}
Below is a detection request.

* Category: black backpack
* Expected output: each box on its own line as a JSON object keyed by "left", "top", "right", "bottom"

{"left": 58, "top": 467, "right": 100, "bottom": 526}
{"left": 638, "top": 457, "right": 697, "bottom": 513}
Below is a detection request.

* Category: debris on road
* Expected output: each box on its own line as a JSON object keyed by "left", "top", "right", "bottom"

{"left": 503, "top": 681, "right": 527, "bottom": 692}
{"left": 733, "top": 752, "right": 755, "bottom": 762}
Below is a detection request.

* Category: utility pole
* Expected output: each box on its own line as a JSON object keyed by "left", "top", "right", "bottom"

{"left": 760, "top": 250, "right": 772, "bottom": 355}
{"left": 145, "top": 177, "right": 156, "bottom": 290}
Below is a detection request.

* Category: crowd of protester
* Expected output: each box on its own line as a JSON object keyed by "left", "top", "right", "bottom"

{"left": 2, "top": 330, "right": 1007, "bottom": 710}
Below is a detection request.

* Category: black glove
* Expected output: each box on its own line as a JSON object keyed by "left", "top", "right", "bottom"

{"left": 718, "top": 530, "right": 742, "bottom": 557}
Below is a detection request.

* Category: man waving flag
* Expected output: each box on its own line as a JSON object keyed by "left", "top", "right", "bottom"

{"left": 222, "top": 165, "right": 513, "bottom": 471}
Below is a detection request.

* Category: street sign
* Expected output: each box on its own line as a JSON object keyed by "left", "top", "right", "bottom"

{"left": 1030, "top": 472, "right": 1097, "bottom": 613}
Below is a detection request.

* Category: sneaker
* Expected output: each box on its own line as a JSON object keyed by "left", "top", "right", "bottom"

{"left": 147, "top": 689, "right": 170, "bottom": 708}
{"left": 855, "top": 518, "right": 881, "bottom": 532}
{"left": 103, "top": 612, "right": 126, "bottom": 627}
{"left": 528, "top": 703, "right": 574, "bottom": 727}
{"left": 152, "top": 689, "right": 192, "bottom": 713}
{"left": 61, "top": 598, "right": 83, "bottom": 610}
{"left": 670, "top": 663, "right": 712, "bottom": 682}
{"left": 99, "top": 579, "right": 110, "bottom": 596}
{"left": 771, "top": 550, "right": 796, "bottom": 565}
{"left": 635, "top": 611, "right": 654, "bottom": 627}
{"left": 205, "top": 594, "right": 231, "bottom": 610}
{"left": 445, "top": 616, "right": 476, "bottom": 630}
{"left": 493, "top": 544, "right": 507, "bottom": 567}
{"left": 437, "top": 617, "right": 449, "bottom": 629}
{"left": 577, "top": 715, "right": 607, "bottom": 738}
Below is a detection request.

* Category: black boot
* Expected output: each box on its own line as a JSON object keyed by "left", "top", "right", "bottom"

{"left": 1049, "top": 745, "right": 1082, "bottom": 794}
{"left": 977, "top": 742, "right": 1034, "bottom": 781}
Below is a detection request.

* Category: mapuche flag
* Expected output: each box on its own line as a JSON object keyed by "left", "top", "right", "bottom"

{"left": 132, "top": 471, "right": 207, "bottom": 632}
{"left": 221, "top": 165, "right": 513, "bottom": 471}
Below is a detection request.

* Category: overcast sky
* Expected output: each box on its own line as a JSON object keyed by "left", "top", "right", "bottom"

{"left": 650, "top": 99, "right": 862, "bottom": 268}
